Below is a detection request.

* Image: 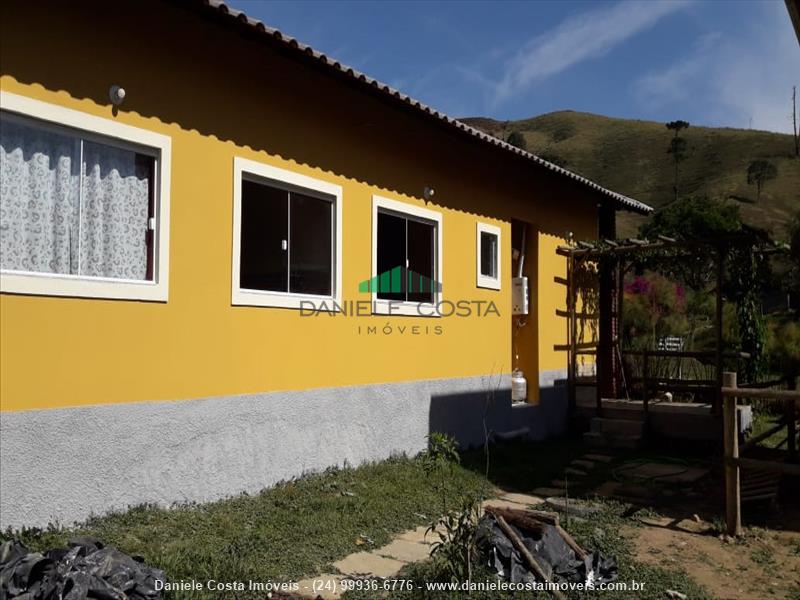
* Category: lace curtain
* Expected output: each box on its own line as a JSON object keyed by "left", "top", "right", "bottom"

{"left": 0, "top": 116, "right": 153, "bottom": 281}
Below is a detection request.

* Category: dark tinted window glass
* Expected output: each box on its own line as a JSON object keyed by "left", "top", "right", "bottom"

{"left": 240, "top": 180, "right": 287, "bottom": 292}
{"left": 376, "top": 211, "right": 406, "bottom": 301}
{"left": 289, "top": 192, "right": 332, "bottom": 296}
{"left": 480, "top": 231, "right": 498, "bottom": 278}
{"left": 407, "top": 219, "right": 435, "bottom": 303}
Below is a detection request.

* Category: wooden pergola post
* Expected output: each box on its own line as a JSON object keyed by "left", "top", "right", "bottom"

{"left": 714, "top": 245, "right": 726, "bottom": 415}
{"left": 788, "top": 376, "right": 798, "bottom": 462}
{"left": 723, "top": 371, "right": 742, "bottom": 537}
{"left": 597, "top": 203, "right": 617, "bottom": 402}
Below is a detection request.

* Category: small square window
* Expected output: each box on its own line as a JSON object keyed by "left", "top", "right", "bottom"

{"left": 476, "top": 222, "right": 501, "bottom": 290}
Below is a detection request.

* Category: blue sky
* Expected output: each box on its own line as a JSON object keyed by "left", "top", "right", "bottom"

{"left": 229, "top": 0, "right": 800, "bottom": 134}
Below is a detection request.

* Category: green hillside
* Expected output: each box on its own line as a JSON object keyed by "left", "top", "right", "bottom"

{"left": 462, "top": 112, "right": 799, "bottom": 239}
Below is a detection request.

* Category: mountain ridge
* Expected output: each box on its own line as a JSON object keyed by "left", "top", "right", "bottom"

{"left": 461, "top": 111, "right": 799, "bottom": 238}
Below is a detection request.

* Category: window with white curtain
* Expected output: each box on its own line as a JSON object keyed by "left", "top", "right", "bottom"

{"left": 0, "top": 112, "right": 156, "bottom": 282}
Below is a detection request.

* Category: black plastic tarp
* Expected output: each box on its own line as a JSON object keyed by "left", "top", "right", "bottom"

{"left": 475, "top": 514, "right": 618, "bottom": 586}
{"left": 0, "top": 537, "right": 164, "bottom": 600}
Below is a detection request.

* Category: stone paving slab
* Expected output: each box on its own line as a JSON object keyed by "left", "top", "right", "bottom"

{"left": 296, "top": 574, "right": 344, "bottom": 599}
{"left": 332, "top": 552, "right": 406, "bottom": 579}
{"left": 564, "top": 467, "right": 587, "bottom": 476}
{"left": 584, "top": 453, "right": 614, "bottom": 463}
{"left": 498, "top": 492, "right": 545, "bottom": 506}
{"left": 397, "top": 525, "right": 434, "bottom": 545}
{"left": 570, "top": 459, "right": 595, "bottom": 470}
{"left": 483, "top": 498, "right": 533, "bottom": 511}
{"left": 639, "top": 516, "right": 673, "bottom": 527}
{"left": 616, "top": 462, "right": 708, "bottom": 484}
{"left": 594, "top": 481, "right": 621, "bottom": 498}
{"left": 531, "top": 486, "right": 566, "bottom": 497}
{"left": 374, "top": 538, "right": 431, "bottom": 563}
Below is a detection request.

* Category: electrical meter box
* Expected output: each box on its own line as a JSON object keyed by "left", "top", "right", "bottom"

{"left": 512, "top": 276, "right": 529, "bottom": 315}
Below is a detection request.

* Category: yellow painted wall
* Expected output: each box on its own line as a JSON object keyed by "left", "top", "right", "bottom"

{"left": 0, "top": 0, "right": 599, "bottom": 412}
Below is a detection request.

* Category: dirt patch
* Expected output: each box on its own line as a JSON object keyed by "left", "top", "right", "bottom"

{"left": 627, "top": 522, "right": 800, "bottom": 599}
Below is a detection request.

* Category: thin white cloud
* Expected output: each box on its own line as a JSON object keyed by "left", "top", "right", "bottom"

{"left": 633, "top": 32, "right": 720, "bottom": 109}
{"left": 633, "top": 2, "right": 800, "bottom": 133}
{"left": 493, "top": 0, "right": 689, "bottom": 105}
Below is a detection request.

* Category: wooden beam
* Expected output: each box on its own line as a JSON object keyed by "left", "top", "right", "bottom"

{"left": 554, "top": 342, "right": 597, "bottom": 351}
{"left": 555, "top": 309, "right": 598, "bottom": 319}
{"left": 735, "top": 457, "right": 800, "bottom": 476}
{"left": 629, "top": 377, "right": 716, "bottom": 387}
{"left": 722, "top": 387, "right": 800, "bottom": 402}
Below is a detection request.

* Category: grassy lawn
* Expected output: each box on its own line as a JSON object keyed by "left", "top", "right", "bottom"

{"left": 2, "top": 455, "right": 488, "bottom": 596}
{"left": 4, "top": 437, "right": 742, "bottom": 599}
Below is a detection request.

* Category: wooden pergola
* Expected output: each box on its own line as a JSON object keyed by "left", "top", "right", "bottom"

{"left": 555, "top": 231, "right": 787, "bottom": 420}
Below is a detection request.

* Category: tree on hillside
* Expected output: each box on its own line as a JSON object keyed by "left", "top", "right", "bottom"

{"left": 640, "top": 195, "right": 740, "bottom": 289}
{"left": 506, "top": 131, "right": 527, "bottom": 151}
{"left": 746, "top": 159, "right": 778, "bottom": 201}
{"left": 665, "top": 120, "right": 690, "bottom": 201}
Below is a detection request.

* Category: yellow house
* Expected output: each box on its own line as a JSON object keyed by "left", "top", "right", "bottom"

{"left": 0, "top": 0, "right": 651, "bottom": 528}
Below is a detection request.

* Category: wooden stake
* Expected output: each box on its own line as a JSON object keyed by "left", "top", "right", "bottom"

{"left": 494, "top": 515, "right": 566, "bottom": 600}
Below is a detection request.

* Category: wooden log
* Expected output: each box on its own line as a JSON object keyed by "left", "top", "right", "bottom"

{"left": 484, "top": 505, "right": 559, "bottom": 527}
{"left": 723, "top": 372, "right": 742, "bottom": 537}
{"left": 483, "top": 506, "right": 547, "bottom": 533}
{"left": 493, "top": 515, "right": 566, "bottom": 600}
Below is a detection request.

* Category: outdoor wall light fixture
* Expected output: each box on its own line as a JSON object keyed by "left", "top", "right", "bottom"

{"left": 109, "top": 85, "right": 126, "bottom": 106}
{"left": 423, "top": 186, "right": 435, "bottom": 200}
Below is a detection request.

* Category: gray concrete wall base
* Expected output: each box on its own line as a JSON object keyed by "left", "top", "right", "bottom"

{"left": 0, "top": 370, "right": 567, "bottom": 530}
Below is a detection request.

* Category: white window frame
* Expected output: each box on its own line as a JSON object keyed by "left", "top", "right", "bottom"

{"left": 231, "top": 157, "right": 343, "bottom": 310}
{"left": 476, "top": 222, "right": 501, "bottom": 290}
{"left": 371, "top": 195, "right": 442, "bottom": 317}
{"left": 0, "top": 91, "right": 171, "bottom": 301}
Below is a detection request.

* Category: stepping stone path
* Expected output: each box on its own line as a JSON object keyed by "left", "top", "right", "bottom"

{"left": 297, "top": 452, "right": 618, "bottom": 598}
{"left": 296, "top": 491, "right": 545, "bottom": 599}
{"left": 585, "top": 453, "right": 614, "bottom": 463}
{"left": 531, "top": 486, "right": 566, "bottom": 497}
{"left": 546, "top": 452, "right": 616, "bottom": 495}
{"left": 570, "top": 459, "right": 595, "bottom": 470}
{"left": 564, "top": 467, "right": 587, "bottom": 476}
